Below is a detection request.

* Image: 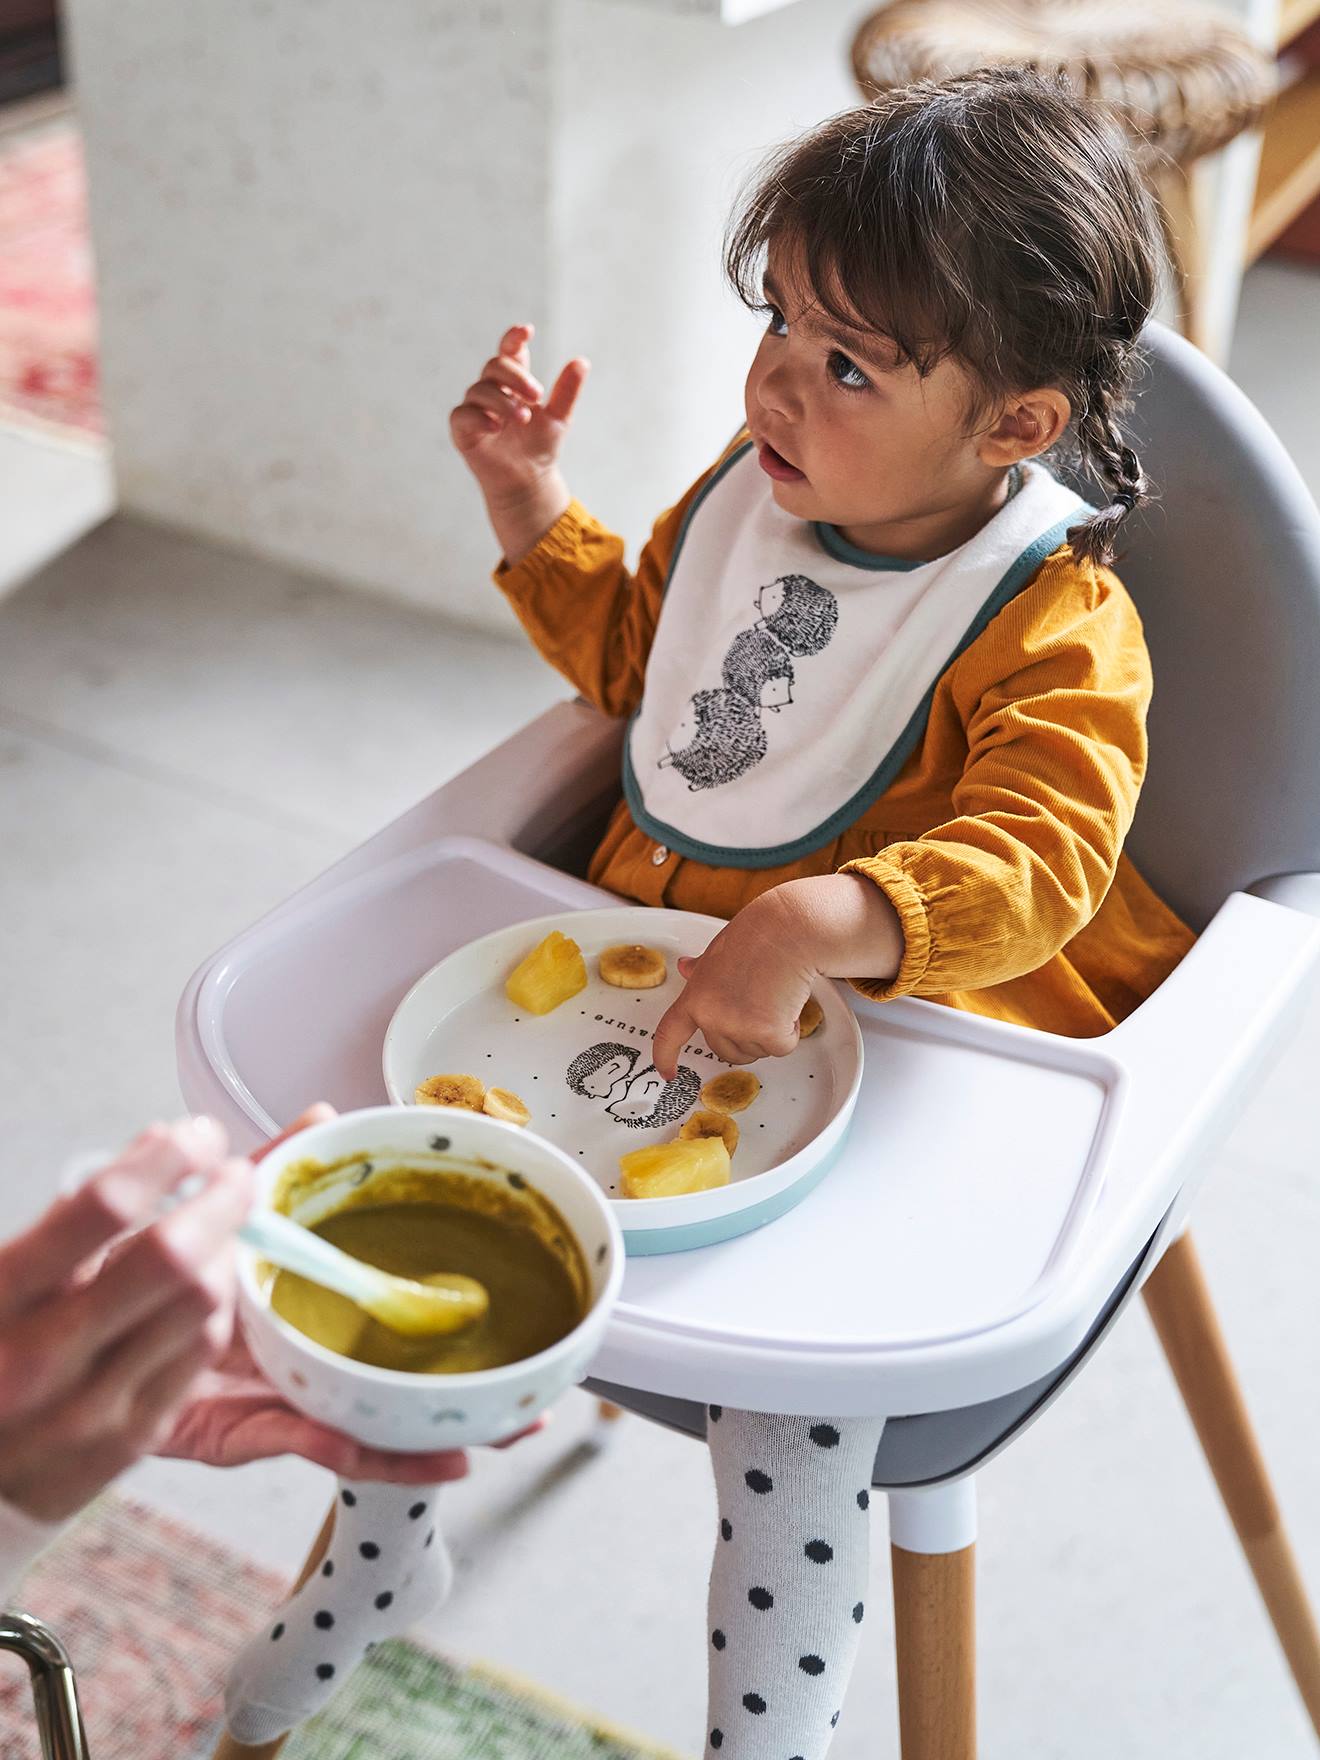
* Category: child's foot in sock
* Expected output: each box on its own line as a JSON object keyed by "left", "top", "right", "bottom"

{"left": 225, "top": 1480, "right": 453, "bottom": 1745}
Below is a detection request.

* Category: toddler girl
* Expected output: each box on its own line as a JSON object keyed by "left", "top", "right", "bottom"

{"left": 225, "top": 67, "right": 1194, "bottom": 1756}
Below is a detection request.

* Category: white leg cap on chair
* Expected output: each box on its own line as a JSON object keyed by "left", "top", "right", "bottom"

{"left": 888, "top": 1477, "right": 978, "bottom": 1554}
{"left": 587, "top": 1398, "right": 626, "bottom": 1449}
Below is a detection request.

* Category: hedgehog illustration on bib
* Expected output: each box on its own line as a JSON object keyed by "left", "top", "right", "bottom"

{"left": 657, "top": 574, "right": 838, "bottom": 792}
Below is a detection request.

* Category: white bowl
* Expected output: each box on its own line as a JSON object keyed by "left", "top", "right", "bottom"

{"left": 237, "top": 1105, "right": 625, "bottom": 1451}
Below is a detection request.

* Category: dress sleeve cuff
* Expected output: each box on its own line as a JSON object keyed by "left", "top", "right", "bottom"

{"left": 837, "top": 854, "right": 933, "bottom": 1002}
{"left": 492, "top": 500, "right": 599, "bottom": 600}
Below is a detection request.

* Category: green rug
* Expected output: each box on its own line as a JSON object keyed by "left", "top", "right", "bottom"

{"left": 1, "top": 1494, "right": 682, "bottom": 1760}
{"left": 287, "top": 1643, "right": 682, "bottom": 1760}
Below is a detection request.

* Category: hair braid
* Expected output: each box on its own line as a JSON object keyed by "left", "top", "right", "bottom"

{"left": 1066, "top": 362, "right": 1151, "bottom": 568}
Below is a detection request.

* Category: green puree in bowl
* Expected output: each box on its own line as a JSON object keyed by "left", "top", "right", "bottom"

{"left": 270, "top": 1193, "right": 586, "bottom": 1375}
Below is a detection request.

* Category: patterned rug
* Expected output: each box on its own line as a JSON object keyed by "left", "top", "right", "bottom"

{"left": 0, "top": 117, "right": 101, "bottom": 438}
{"left": 1, "top": 1495, "right": 682, "bottom": 1760}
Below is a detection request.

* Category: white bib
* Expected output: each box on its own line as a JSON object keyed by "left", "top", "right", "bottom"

{"left": 624, "top": 444, "right": 1091, "bottom": 867}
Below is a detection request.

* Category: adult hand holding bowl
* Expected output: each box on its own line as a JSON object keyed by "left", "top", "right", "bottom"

{"left": 237, "top": 1105, "right": 625, "bottom": 1452}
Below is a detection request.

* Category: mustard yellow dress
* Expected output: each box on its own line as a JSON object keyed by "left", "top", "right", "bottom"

{"left": 495, "top": 440, "right": 1194, "bottom": 1037}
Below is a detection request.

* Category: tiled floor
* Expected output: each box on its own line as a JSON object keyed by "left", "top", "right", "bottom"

{"left": 2, "top": 262, "right": 1319, "bottom": 1757}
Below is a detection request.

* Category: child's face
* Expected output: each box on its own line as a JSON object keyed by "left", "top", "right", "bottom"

{"left": 744, "top": 247, "right": 1001, "bottom": 553}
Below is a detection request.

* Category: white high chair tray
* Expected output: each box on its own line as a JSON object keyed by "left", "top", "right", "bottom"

{"left": 381, "top": 907, "right": 864, "bottom": 1254}
{"left": 179, "top": 830, "right": 1134, "bottom": 1411}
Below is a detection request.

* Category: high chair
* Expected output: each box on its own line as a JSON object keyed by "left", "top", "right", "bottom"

{"left": 180, "top": 322, "right": 1320, "bottom": 1759}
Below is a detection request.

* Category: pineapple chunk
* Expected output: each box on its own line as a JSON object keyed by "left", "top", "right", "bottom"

{"left": 505, "top": 930, "right": 588, "bottom": 1015}
{"left": 619, "top": 1136, "right": 731, "bottom": 1200}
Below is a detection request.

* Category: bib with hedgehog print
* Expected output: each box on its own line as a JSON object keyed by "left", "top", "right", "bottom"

{"left": 624, "top": 444, "right": 1092, "bottom": 868}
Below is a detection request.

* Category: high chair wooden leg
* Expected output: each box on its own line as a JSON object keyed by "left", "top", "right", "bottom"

{"left": 211, "top": 1500, "right": 338, "bottom": 1760}
{"left": 889, "top": 1482, "right": 977, "bottom": 1760}
{"left": 1143, "top": 1230, "right": 1320, "bottom": 1736}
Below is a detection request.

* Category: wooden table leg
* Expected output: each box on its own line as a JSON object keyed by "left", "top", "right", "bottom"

{"left": 211, "top": 1500, "right": 338, "bottom": 1760}
{"left": 1144, "top": 1230, "right": 1320, "bottom": 1736}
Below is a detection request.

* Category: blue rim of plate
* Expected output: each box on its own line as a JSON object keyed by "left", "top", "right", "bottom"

{"left": 619, "top": 1123, "right": 852, "bottom": 1255}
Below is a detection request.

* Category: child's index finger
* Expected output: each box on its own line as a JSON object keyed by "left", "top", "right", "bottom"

{"left": 653, "top": 996, "right": 696, "bottom": 1084}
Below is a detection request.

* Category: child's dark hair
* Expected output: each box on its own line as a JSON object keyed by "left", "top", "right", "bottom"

{"left": 725, "top": 67, "right": 1161, "bottom": 567}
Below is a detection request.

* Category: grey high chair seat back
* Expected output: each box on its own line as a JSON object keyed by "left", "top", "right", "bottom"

{"left": 588, "top": 319, "right": 1320, "bottom": 1485}
{"left": 1091, "top": 322, "right": 1320, "bottom": 930}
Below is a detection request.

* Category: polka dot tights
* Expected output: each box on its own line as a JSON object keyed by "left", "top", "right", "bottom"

{"left": 223, "top": 1478, "right": 453, "bottom": 1746}
{"left": 705, "top": 1408, "right": 886, "bottom": 1760}
{"left": 224, "top": 1415, "right": 883, "bottom": 1750}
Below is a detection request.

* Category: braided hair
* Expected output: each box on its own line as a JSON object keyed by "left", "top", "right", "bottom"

{"left": 725, "top": 67, "right": 1162, "bottom": 567}
{"left": 1066, "top": 371, "right": 1152, "bottom": 566}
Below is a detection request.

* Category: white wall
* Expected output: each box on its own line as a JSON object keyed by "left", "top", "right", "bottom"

{"left": 62, "top": 0, "right": 861, "bottom": 632}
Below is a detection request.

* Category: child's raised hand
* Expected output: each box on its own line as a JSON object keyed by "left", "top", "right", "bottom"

{"left": 450, "top": 323, "right": 589, "bottom": 507}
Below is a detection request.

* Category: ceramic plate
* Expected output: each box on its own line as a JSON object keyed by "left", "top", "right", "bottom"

{"left": 383, "top": 907, "right": 864, "bottom": 1254}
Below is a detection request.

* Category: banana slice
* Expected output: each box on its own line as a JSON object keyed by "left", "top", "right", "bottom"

{"left": 798, "top": 996, "right": 824, "bottom": 1040}
{"left": 483, "top": 1086, "right": 531, "bottom": 1127}
{"left": 415, "top": 1073, "right": 486, "bottom": 1111}
{"left": 599, "top": 943, "right": 668, "bottom": 990}
{"left": 700, "top": 1069, "right": 762, "bottom": 1114}
{"left": 679, "top": 1109, "right": 740, "bottom": 1156}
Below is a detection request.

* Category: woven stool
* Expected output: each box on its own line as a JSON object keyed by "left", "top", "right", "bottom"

{"left": 851, "top": 0, "right": 1277, "bottom": 353}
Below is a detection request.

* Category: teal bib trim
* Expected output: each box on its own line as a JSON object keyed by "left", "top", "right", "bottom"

{"left": 664, "top": 437, "right": 756, "bottom": 581}
{"left": 623, "top": 503, "right": 1092, "bottom": 870}
{"left": 812, "top": 520, "right": 926, "bottom": 571}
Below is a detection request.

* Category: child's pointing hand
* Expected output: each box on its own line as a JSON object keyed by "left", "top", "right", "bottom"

{"left": 652, "top": 891, "right": 813, "bottom": 1081}
{"left": 651, "top": 876, "right": 906, "bottom": 1082}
